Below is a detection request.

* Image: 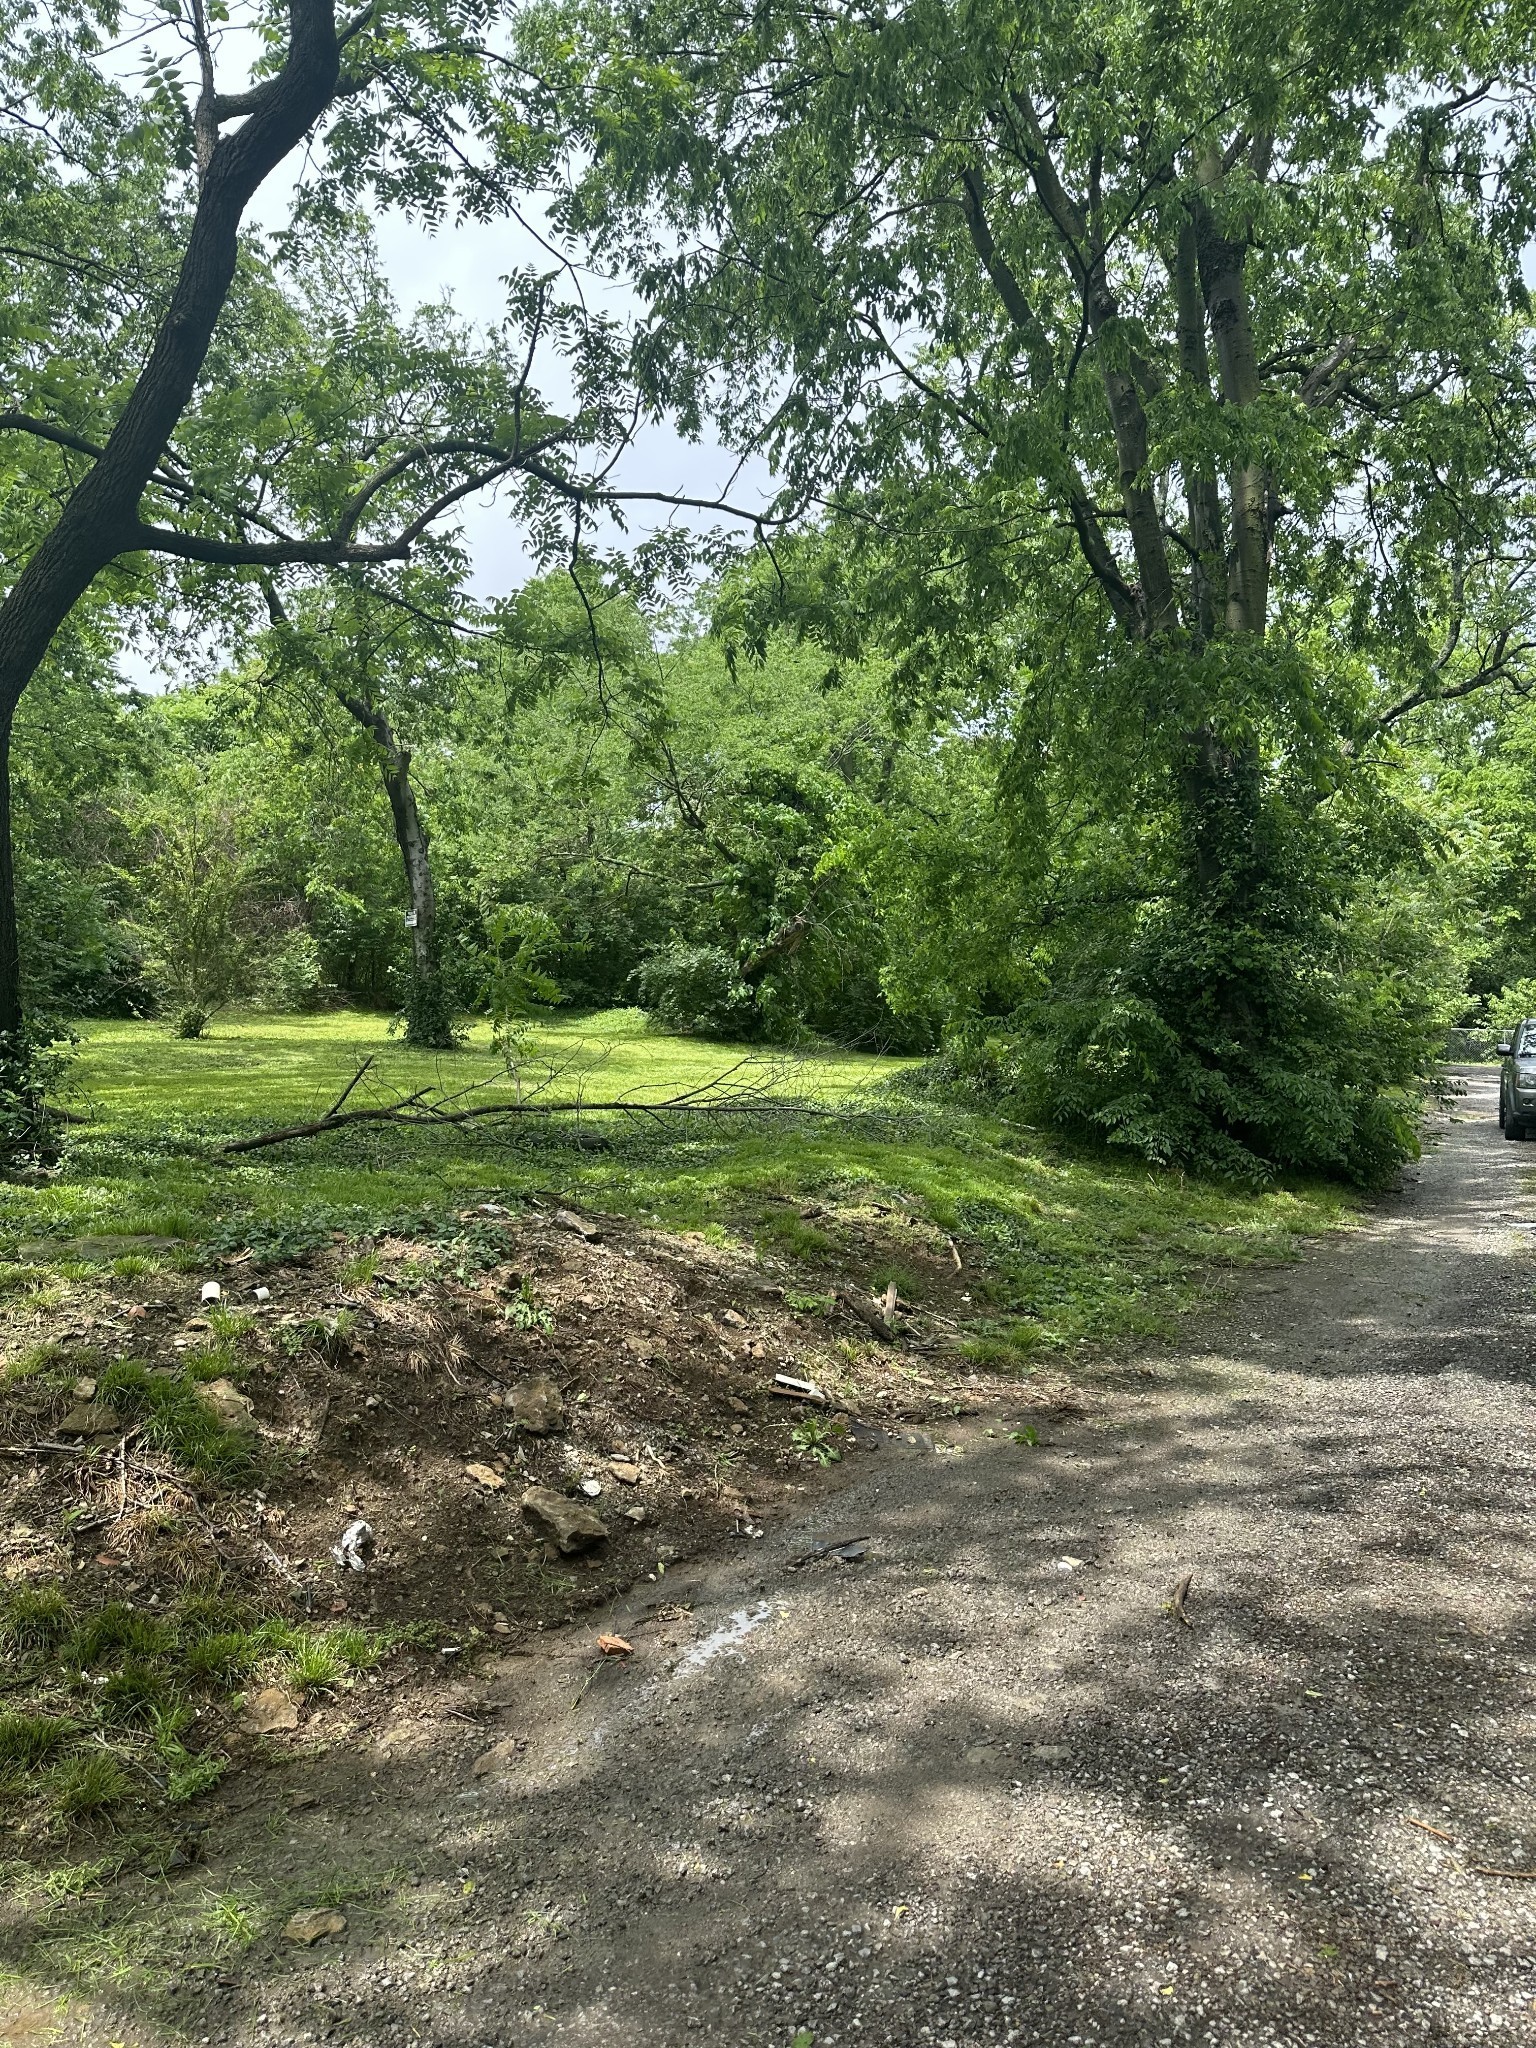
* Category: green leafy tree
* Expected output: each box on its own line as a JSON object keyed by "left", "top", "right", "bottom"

{"left": 0, "top": 0, "right": 661, "bottom": 1072}
{"left": 544, "top": 0, "right": 1536, "bottom": 1175}
{"left": 132, "top": 782, "right": 257, "bottom": 1038}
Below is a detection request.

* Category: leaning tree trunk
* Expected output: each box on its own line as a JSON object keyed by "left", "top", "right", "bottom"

{"left": 336, "top": 691, "right": 454, "bottom": 1047}
{"left": 0, "top": 0, "right": 342, "bottom": 1039}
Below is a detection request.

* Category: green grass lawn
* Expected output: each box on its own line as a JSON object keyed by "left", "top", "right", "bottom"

{"left": 3, "top": 1004, "right": 1357, "bottom": 1355}
{"left": 67, "top": 1006, "right": 891, "bottom": 1123}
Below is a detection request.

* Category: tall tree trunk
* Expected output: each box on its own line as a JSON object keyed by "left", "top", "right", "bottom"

{"left": 336, "top": 691, "right": 454, "bottom": 1048}
{"left": 0, "top": 704, "right": 18, "bottom": 1038}
{"left": 0, "top": 0, "right": 342, "bottom": 1036}
{"left": 1171, "top": 221, "right": 1229, "bottom": 644}
{"left": 1194, "top": 180, "right": 1269, "bottom": 637}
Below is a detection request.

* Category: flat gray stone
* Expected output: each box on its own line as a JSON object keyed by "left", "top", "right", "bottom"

{"left": 521, "top": 1484, "right": 607, "bottom": 1553}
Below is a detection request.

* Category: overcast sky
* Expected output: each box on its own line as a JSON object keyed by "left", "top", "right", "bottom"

{"left": 364, "top": 206, "right": 778, "bottom": 601}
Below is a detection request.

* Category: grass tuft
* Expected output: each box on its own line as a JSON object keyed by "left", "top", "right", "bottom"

{"left": 109, "top": 1253, "right": 161, "bottom": 1279}
{"left": 97, "top": 1661, "right": 171, "bottom": 1726}
{"left": 93, "top": 1359, "right": 255, "bottom": 1484}
{"left": 47, "top": 1751, "right": 134, "bottom": 1823}
{"left": 2, "top": 1339, "right": 69, "bottom": 1385}
{"left": 1, "top": 1585, "right": 74, "bottom": 1654}
{"left": 0, "top": 1712, "right": 77, "bottom": 1768}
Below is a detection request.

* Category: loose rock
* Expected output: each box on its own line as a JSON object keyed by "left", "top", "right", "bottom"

{"left": 240, "top": 1686, "right": 300, "bottom": 1735}
{"left": 511, "top": 1373, "right": 565, "bottom": 1435}
{"left": 56, "top": 1401, "right": 125, "bottom": 1438}
{"left": 464, "top": 1462, "right": 506, "bottom": 1492}
{"left": 283, "top": 1907, "right": 347, "bottom": 1946}
{"left": 521, "top": 1484, "right": 608, "bottom": 1553}
{"left": 552, "top": 1208, "right": 602, "bottom": 1242}
{"left": 197, "top": 1378, "right": 256, "bottom": 1431}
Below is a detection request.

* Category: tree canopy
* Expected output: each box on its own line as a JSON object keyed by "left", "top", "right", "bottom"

{"left": 3, "top": 0, "right": 1536, "bottom": 1183}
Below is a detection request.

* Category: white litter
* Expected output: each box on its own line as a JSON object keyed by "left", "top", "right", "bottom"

{"left": 200, "top": 1281, "right": 222, "bottom": 1304}
{"left": 331, "top": 1520, "right": 375, "bottom": 1571}
{"left": 677, "top": 1601, "right": 774, "bottom": 1672}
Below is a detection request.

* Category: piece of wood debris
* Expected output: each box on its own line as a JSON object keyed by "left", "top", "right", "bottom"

{"left": 771, "top": 1373, "right": 828, "bottom": 1404}
{"left": 834, "top": 1284, "right": 897, "bottom": 1343}
{"left": 1405, "top": 1817, "right": 1454, "bottom": 1842}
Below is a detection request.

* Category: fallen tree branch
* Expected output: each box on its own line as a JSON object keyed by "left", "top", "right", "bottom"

{"left": 221, "top": 1086, "right": 432, "bottom": 1153}
{"left": 220, "top": 1082, "right": 837, "bottom": 1154}
{"left": 323, "top": 1054, "right": 376, "bottom": 1120}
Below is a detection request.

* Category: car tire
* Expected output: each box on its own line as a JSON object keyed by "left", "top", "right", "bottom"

{"left": 1500, "top": 1098, "right": 1508, "bottom": 1128}
{"left": 1508, "top": 1117, "right": 1525, "bottom": 1141}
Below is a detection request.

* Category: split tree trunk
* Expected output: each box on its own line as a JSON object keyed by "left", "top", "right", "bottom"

{"left": 1194, "top": 158, "right": 1271, "bottom": 639}
{"left": 1171, "top": 221, "right": 1229, "bottom": 645}
{"left": 336, "top": 691, "right": 454, "bottom": 1047}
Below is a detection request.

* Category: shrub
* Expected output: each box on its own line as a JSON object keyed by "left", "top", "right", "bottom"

{"left": 1489, "top": 979, "right": 1536, "bottom": 1034}
{"left": 961, "top": 720, "right": 1455, "bottom": 1187}
{"left": 259, "top": 928, "right": 335, "bottom": 1013}
{"left": 634, "top": 942, "right": 757, "bottom": 1038}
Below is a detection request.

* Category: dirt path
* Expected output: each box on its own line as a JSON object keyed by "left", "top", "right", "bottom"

{"left": 97, "top": 1076, "right": 1536, "bottom": 2045}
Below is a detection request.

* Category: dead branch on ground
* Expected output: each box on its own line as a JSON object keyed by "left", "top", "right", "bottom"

{"left": 220, "top": 1050, "right": 845, "bottom": 1155}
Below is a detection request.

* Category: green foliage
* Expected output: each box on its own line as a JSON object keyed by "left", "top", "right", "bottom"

{"left": 505, "top": 1279, "right": 555, "bottom": 1332}
{"left": 0, "top": 1712, "right": 76, "bottom": 1768}
{"left": 12, "top": 660, "right": 152, "bottom": 1020}
{"left": 0, "top": 1579, "right": 394, "bottom": 1841}
{"left": 93, "top": 1360, "right": 256, "bottom": 1485}
{"left": 260, "top": 930, "right": 334, "bottom": 1014}
{"left": 789, "top": 1415, "right": 846, "bottom": 1466}
{"left": 980, "top": 743, "right": 1454, "bottom": 1186}
{"left": 483, "top": 904, "right": 561, "bottom": 1061}
{"left": 130, "top": 781, "right": 258, "bottom": 1038}
{"left": 46, "top": 1753, "right": 133, "bottom": 1824}
{"left": 635, "top": 942, "right": 755, "bottom": 1038}
{"left": 0, "top": 1585, "right": 73, "bottom": 1653}
{"left": 0, "top": 1024, "right": 75, "bottom": 1167}
{"left": 1490, "top": 982, "right": 1536, "bottom": 1033}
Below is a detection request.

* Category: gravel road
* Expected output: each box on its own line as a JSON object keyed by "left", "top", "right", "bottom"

{"left": 203, "top": 1073, "right": 1536, "bottom": 2048}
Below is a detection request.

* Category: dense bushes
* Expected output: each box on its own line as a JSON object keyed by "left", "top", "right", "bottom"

{"left": 907, "top": 732, "right": 1455, "bottom": 1187}
{"left": 8, "top": 597, "right": 1473, "bottom": 1186}
{"left": 634, "top": 943, "right": 755, "bottom": 1036}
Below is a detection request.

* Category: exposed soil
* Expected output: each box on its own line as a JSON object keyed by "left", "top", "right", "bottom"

{"left": 10, "top": 1073, "right": 1536, "bottom": 2048}
{"left": 0, "top": 1189, "right": 1071, "bottom": 1855}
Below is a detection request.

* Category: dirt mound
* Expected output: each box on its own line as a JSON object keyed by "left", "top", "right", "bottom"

{"left": 1, "top": 1199, "right": 1067, "bottom": 1651}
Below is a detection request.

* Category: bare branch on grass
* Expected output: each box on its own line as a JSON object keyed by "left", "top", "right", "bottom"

{"left": 219, "top": 1050, "right": 844, "bottom": 1155}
